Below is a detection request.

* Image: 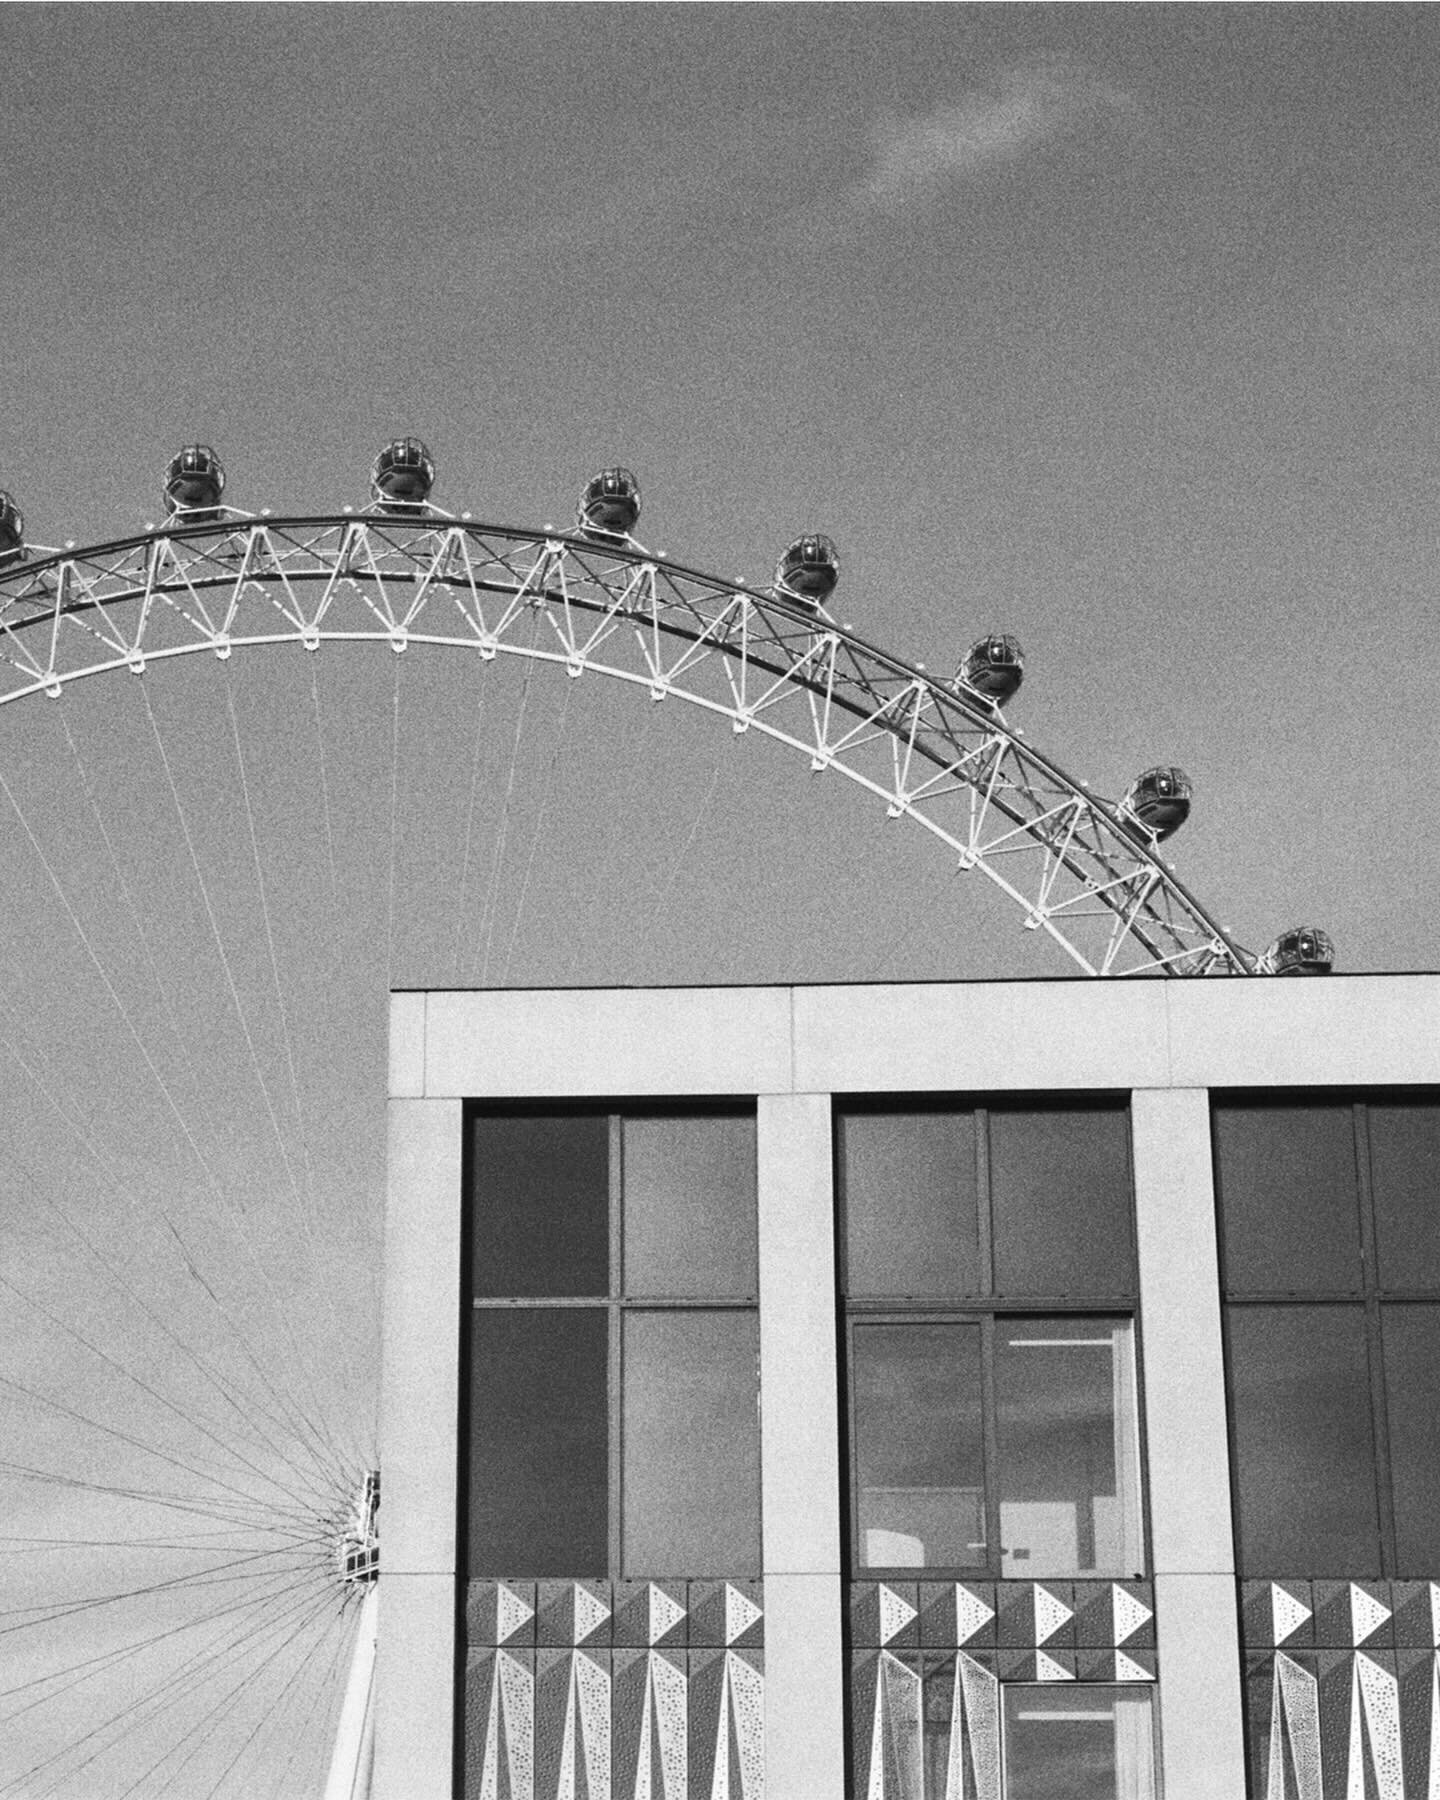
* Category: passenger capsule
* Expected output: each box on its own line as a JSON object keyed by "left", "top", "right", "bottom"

{"left": 165, "top": 446, "right": 225, "bottom": 521}
{"left": 774, "top": 535, "right": 840, "bottom": 612}
{"left": 576, "top": 468, "right": 641, "bottom": 541}
{"left": 370, "top": 438, "right": 436, "bottom": 514}
{"left": 0, "top": 492, "right": 23, "bottom": 566}
{"left": 955, "top": 634, "right": 1024, "bottom": 706}
{"left": 1122, "top": 767, "right": 1192, "bottom": 841}
{"left": 1259, "top": 926, "right": 1334, "bottom": 976}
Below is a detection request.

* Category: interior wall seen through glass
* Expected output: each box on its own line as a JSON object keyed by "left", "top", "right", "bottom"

{"left": 988, "top": 1109, "right": 1135, "bottom": 1296}
{"left": 853, "top": 1322, "right": 986, "bottom": 1570}
{"left": 1001, "top": 1687, "right": 1156, "bottom": 1800}
{"left": 1225, "top": 1304, "right": 1381, "bottom": 1575}
{"left": 467, "top": 1307, "right": 609, "bottom": 1575}
{"left": 1212, "top": 1104, "right": 1361, "bottom": 1293}
{"left": 622, "top": 1310, "right": 761, "bottom": 1575}
{"left": 994, "top": 1319, "right": 1143, "bottom": 1579}
{"left": 469, "top": 1111, "right": 609, "bottom": 1297}
{"left": 621, "top": 1113, "right": 757, "bottom": 1296}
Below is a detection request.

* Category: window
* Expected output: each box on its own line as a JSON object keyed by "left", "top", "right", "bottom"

{"left": 463, "top": 1105, "right": 760, "bottom": 1579}
{"left": 1215, "top": 1093, "right": 1440, "bottom": 1576}
{"left": 838, "top": 1101, "right": 1145, "bottom": 1581}
{"left": 1002, "top": 1687, "right": 1156, "bottom": 1799}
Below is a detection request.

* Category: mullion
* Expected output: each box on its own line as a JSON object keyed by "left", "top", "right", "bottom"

{"left": 1355, "top": 1103, "right": 1398, "bottom": 1574}
{"left": 608, "top": 1113, "right": 623, "bottom": 1577}
{"left": 979, "top": 1315, "right": 1001, "bottom": 1580}
{"left": 975, "top": 1107, "right": 994, "bottom": 1297}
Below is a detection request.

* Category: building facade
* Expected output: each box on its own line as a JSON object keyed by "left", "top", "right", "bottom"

{"left": 380, "top": 975, "right": 1440, "bottom": 1799}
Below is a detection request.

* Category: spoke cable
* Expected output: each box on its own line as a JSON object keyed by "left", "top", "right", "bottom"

{"left": 499, "top": 672, "right": 574, "bottom": 986}
{"left": 135, "top": 680, "right": 352, "bottom": 1480}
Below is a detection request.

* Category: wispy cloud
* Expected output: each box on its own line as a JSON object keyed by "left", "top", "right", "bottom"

{"left": 854, "top": 57, "right": 1141, "bottom": 208}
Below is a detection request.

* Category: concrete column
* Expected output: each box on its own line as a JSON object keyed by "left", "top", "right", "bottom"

{"left": 1131, "top": 1087, "right": 1245, "bottom": 1800}
{"left": 376, "top": 1096, "right": 463, "bottom": 1800}
{"left": 757, "top": 1092, "right": 844, "bottom": 1800}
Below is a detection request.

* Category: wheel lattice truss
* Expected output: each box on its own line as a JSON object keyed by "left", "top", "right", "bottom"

{"left": 0, "top": 516, "right": 1250, "bottom": 977}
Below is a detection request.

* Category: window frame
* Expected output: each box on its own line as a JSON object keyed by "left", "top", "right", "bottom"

{"left": 1214, "top": 1088, "right": 1440, "bottom": 1578}
{"left": 459, "top": 1097, "right": 760, "bottom": 1581}
{"left": 835, "top": 1095, "right": 1149, "bottom": 1585}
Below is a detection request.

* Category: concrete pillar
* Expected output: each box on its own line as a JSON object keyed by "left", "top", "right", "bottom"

{"left": 375, "top": 1096, "right": 462, "bottom": 1800}
{"left": 757, "top": 1092, "right": 844, "bottom": 1800}
{"left": 1131, "top": 1087, "right": 1245, "bottom": 1799}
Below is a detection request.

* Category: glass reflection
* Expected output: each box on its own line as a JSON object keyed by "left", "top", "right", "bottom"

{"left": 853, "top": 1322, "right": 985, "bottom": 1568}
{"left": 841, "top": 1110, "right": 979, "bottom": 1297}
{"left": 1227, "top": 1304, "right": 1380, "bottom": 1574}
{"left": 989, "top": 1109, "right": 1135, "bottom": 1295}
{"left": 622, "top": 1113, "right": 756, "bottom": 1296}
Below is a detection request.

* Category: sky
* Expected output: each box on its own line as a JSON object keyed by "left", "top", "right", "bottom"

{"left": 0, "top": 3, "right": 1437, "bottom": 1791}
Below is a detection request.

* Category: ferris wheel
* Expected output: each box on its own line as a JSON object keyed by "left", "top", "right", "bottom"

{"left": 0, "top": 444, "right": 1332, "bottom": 1800}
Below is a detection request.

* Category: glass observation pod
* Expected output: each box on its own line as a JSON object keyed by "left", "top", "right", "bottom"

{"left": 773, "top": 534, "right": 840, "bottom": 613}
{"left": 0, "top": 491, "right": 23, "bottom": 566}
{"left": 954, "top": 634, "right": 1024, "bottom": 707}
{"left": 575, "top": 467, "right": 641, "bottom": 542}
{"left": 1258, "top": 925, "right": 1335, "bottom": 975}
{"left": 370, "top": 437, "right": 436, "bottom": 514}
{"left": 1120, "top": 767, "right": 1192, "bottom": 842}
{"left": 164, "top": 446, "right": 226, "bottom": 523}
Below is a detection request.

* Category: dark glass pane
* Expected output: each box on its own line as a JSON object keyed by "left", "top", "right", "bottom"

{"left": 1370, "top": 1104, "right": 1440, "bottom": 1291}
{"left": 622, "top": 1114, "right": 757, "bottom": 1297}
{"left": 622, "top": 1311, "right": 760, "bottom": 1575}
{"left": 1381, "top": 1304, "right": 1440, "bottom": 1573}
{"left": 470, "top": 1112, "right": 609, "bottom": 1297}
{"left": 467, "top": 1308, "right": 608, "bottom": 1575}
{"left": 1213, "top": 1104, "right": 1360, "bottom": 1293}
{"left": 994, "top": 1319, "right": 1143, "bottom": 1579}
{"left": 1226, "top": 1306, "right": 1380, "bottom": 1575}
{"left": 1003, "top": 1687, "right": 1155, "bottom": 1800}
{"left": 840, "top": 1111, "right": 979, "bottom": 1297}
{"left": 853, "top": 1322, "right": 985, "bottom": 1569}
{"left": 989, "top": 1108, "right": 1135, "bottom": 1296}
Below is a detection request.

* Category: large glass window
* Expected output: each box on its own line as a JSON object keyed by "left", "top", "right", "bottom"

{"left": 464, "top": 1105, "right": 760, "bottom": 1578}
{"left": 839, "top": 1100, "right": 1145, "bottom": 1581}
{"left": 1002, "top": 1688, "right": 1156, "bottom": 1800}
{"left": 1215, "top": 1093, "right": 1440, "bottom": 1577}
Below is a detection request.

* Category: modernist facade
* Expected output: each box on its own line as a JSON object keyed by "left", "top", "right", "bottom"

{"left": 379, "top": 975, "right": 1440, "bottom": 1799}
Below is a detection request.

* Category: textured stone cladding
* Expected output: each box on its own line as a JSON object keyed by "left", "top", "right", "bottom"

{"left": 463, "top": 1578, "right": 763, "bottom": 1800}
{"left": 850, "top": 1579, "right": 1156, "bottom": 1799}
{"left": 1241, "top": 1580, "right": 1440, "bottom": 1798}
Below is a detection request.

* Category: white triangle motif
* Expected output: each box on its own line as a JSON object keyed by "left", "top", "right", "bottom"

{"left": 1034, "top": 1585, "right": 1073, "bottom": 1646}
{"left": 1035, "top": 1650, "right": 1073, "bottom": 1682}
{"left": 1112, "top": 1584, "right": 1152, "bottom": 1647}
{"left": 573, "top": 1583, "right": 611, "bottom": 1644}
{"left": 954, "top": 1583, "right": 995, "bottom": 1645}
{"left": 649, "top": 1583, "right": 687, "bottom": 1645}
{"left": 1115, "top": 1650, "right": 1152, "bottom": 1683}
{"left": 725, "top": 1583, "right": 763, "bottom": 1645}
{"left": 877, "top": 1584, "right": 917, "bottom": 1645}
{"left": 1350, "top": 1584, "right": 1392, "bottom": 1647}
{"left": 496, "top": 1583, "right": 534, "bottom": 1643}
{"left": 1271, "top": 1583, "right": 1313, "bottom": 1647}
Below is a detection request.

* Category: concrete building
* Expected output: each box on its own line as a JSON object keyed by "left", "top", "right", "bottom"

{"left": 380, "top": 974, "right": 1440, "bottom": 1799}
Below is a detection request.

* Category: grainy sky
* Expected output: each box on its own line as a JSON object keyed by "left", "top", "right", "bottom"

{"left": 0, "top": 4, "right": 1436, "bottom": 1791}
{"left": 3, "top": 2, "right": 1438, "bottom": 972}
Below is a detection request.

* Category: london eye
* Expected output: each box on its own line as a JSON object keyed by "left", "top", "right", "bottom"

{"left": 0, "top": 445, "right": 1330, "bottom": 1797}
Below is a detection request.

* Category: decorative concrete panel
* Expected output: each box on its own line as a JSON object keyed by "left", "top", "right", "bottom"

{"left": 850, "top": 1580, "right": 1155, "bottom": 1660}
{"left": 463, "top": 1581, "right": 764, "bottom": 1799}
{"left": 1240, "top": 1583, "right": 1440, "bottom": 1796}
